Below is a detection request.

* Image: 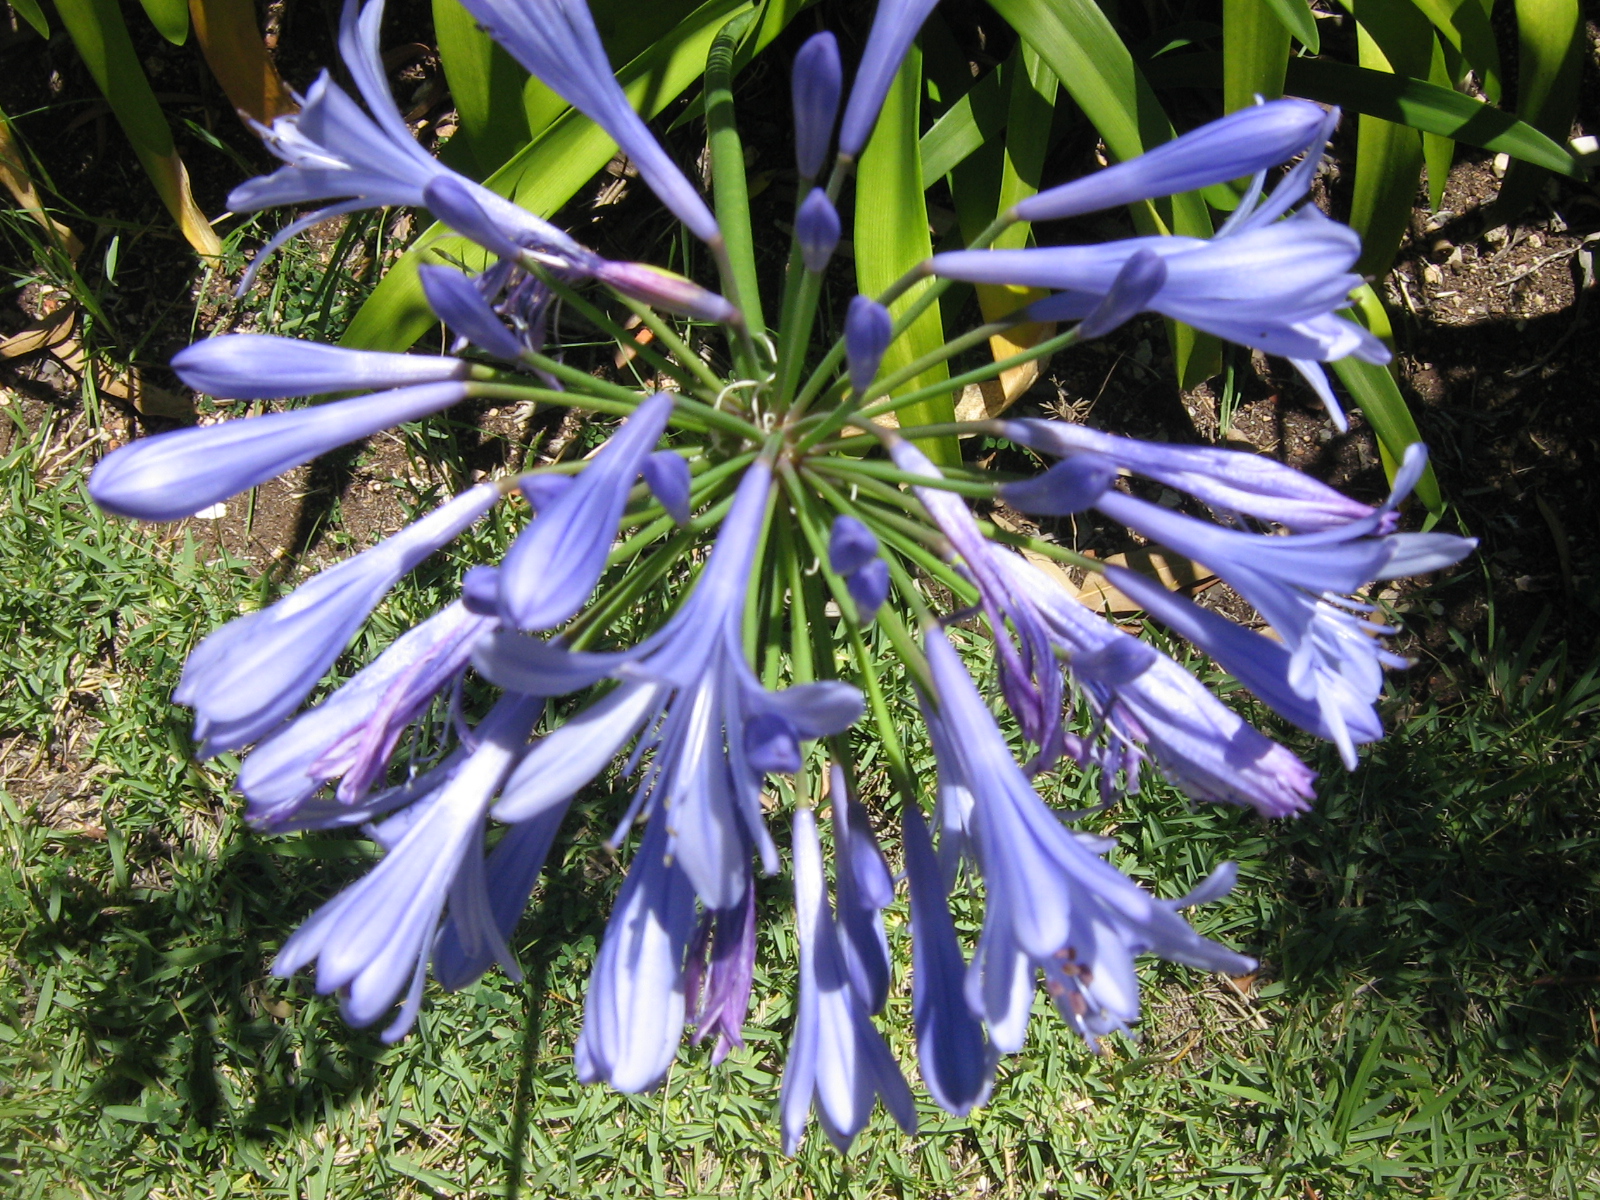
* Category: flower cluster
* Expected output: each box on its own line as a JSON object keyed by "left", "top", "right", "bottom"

{"left": 90, "top": 0, "right": 1474, "bottom": 1152}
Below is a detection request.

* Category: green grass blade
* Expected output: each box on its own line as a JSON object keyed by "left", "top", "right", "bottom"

{"left": 990, "top": 0, "right": 1220, "bottom": 386}
{"left": 8, "top": 0, "right": 48, "bottom": 37}
{"left": 1408, "top": 0, "right": 1502, "bottom": 101}
{"left": 1224, "top": 0, "right": 1292, "bottom": 112}
{"left": 341, "top": 0, "right": 760, "bottom": 354}
{"left": 704, "top": 9, "right": 764, "bottom": 332}
{"left": 857, "top": 45, "right": 956, "bottom": 465}
{"left": 135, "top": 0, "right": 187, "bottom": 44}
{"left": 433, "top": 0, "right": 531, "bottom": 177}
{"left": 1492, "top": 0, "right": 1584, "bottom": 221}
{"left": 52, "top": 0, "right": 219, "bottom": 255}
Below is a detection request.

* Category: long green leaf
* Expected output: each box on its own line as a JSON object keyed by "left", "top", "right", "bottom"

{"left": 433, "top": 0, "right": 531, "bottom": 176}
{"left": 8, "top": 0, "right": 48, "bottom": 37}
{"left": 1224, "top": 0, "right": 1292, "bottom": 113}
{"left": 1262, "top": 0, "right": 1319, "bottom": 52}
{"left": 919, "top": 66, "right": 1006, "bottom": 183}
{"left": 342, "top": 0, "right": 770, "bottom": 354}
{"left": 856, "top": 46, "right": 956, "bottom": 465}
{"left": 1493, "top": 0, "right": 1584, "bottom": 220}
{"left": 1408, "top": 0, "right": 1502, "bottom": 101}
{"left": 136, "top": 0, "right": 187, "bottom": 44}
{"left": 990, "top": 0, "right": 1220, "bottom": 386}
{"left": 1422, "top": 34, "right": 1454, "bottom": 212}
{"left": 52, "top": 0, "right": 219, "bottom": 255}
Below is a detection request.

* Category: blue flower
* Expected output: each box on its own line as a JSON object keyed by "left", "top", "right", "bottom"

{"left": 230, "top": 0, "right": 584, "bottom": 287}
{"left": 830, "top": 767, "right": 894, "bottom": 1015}
{"left": 684, "top": 877, "right": 757, "bottom": 1065}
{"left": 797, "top": 189, "right": 842, "bottom": 273}
{"left": 90, "top": 382, "right": 471, "bottom": 522}
{"left": 922, "top": 629, "right": 1255, "bottom": 1051}
{"left": 170, "top": 335, "right": 471, "bottom": 399}
{"left": 574, "top": 814, "right": 700, "bottom": 1092}
{"left": 779, "top": 806, "right": 916, "bottom": 1154}
{"left": 791, "top": 33, "right": 843, "bottom": 179}
{"left": 845, "top": 296, "right": 893, "bottom": 396}
{"left": 273, "top": 693, "right": 544, "bottom": 1042}
{"left": 451, "top": 0, "right": 719, "bottom": 244}
{"left": 837, "top": 0, "right": 942, "bottom": 158}
{"left": 237, "top": 600, "right": 497, "bottom": 824}
{"left": 175, "top": 483, "right": 501, "bottom": 754}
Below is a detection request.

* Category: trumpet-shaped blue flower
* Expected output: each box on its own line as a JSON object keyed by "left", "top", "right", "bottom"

{"left": 237, "top": 601, "right": 496, "bottom": 823}
{"left": 230, "top": 0, "right": 585, "bottom": 287}
{"left": 478, "top": 461, "right": 865, "bottom": 910}
{"left": 420, "top": 265, "right": 529, "bottom": 362}
{"left": 90, "top": 382, "right": 471, "bottom": 523}
{"left": 837, "top": 0, "right": 942, "bottom": 158}
{"left": 176, "top": 483, "right": 500, "bottom": 754}
{"left": 922, "top": 629, "right": 1255, "bottom": 1051}
{"left": 791, "top": 33, "right": 843, "bottom": 178}
{"left": 452, "top": 0, "right": 719, "bottom": 244}
{"left": 1014, "top": 99, "right": 1332, "bottom": 223}
{"left": 574, "top": 814, "right": 699, "bottom": 1092}
{"left": 830, "top": 767, "right": 894, "bottom": 1015}
{"left": 779, "top": 806, "right": 916, "bottom": 1154}
{"left": 273, "top": 693, "right": 543, "bottom": 1042}
{"left": 901, "top": 805, "right": 994, "bottom": 1115}
{"left": 498, "top": 393, "right": 673, "bottom": 630}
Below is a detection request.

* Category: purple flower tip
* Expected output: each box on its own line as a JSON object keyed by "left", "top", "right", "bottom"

{"left": 641, "top": 451, "right": 691, "bottom": 526}
{"left": 845, "top": 295, "right": 893, "bottom": 396}
{"left": 846, "top": 559, "right": 890, "bottom": 623}
{"left": 828, "top": 515, "right": 880, "bottom": 576}
{"left": 796, "top": 189, "right": 841, "bottom": 273}
{"left": 792, "top": 33, "right": 843, "bottom": 179}
{"left": 1078, "top": 248, "right": 1167, "bottom": 339}
{"left": 745, "top": 712, "right": 802, "bottom": 775}
{"left": 420, "top": 265, "right": 525, "bottom": 362}
{"left": 999, "top": 453, "right": 1118, "bottom": 516}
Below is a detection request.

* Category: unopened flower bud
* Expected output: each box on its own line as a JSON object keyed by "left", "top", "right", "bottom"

{"left": 796, "top": 189, "right": 841, "bottom": 273}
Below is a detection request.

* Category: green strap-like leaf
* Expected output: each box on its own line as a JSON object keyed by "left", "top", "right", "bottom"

{"left": 1261, "top": 0, "right": 1319, "bottom": 55}
{"left": 341, "top": 0, "right": 780, "bottom": 354}
{"left": 1347, "top": 8, "right": 1428, "bottom": 282}
{"left": 433, "top": 0, "right": 531, "bottom": 177}
{"left": 919, "top": 66, "right": 1006, "bottom": 183}
{"left": 989, "top": 0, "right": 1220, "bottom": 387}
{"left": 1493, "top": 0, "right": 1584, "bottom": 221}
{"left": 1422, "top": 34, "right": 1455, "bottom": 212}
{"left": 1224, "top": 0, "right": 1292, "bottom": 113}
{"left": 136, "top": 0, "right": 188, "bottom": 45}
{"left": 856, "top": 45, "right": 957, "bottom": 466}
{"left": 9, "top": 0, "right": 50, "bottom": 38}
{"left": 705, "top": 10, "right": 764, "bottom": 332}
{"left": 1407, "top": 0, "right": 1502, "bottom": 102}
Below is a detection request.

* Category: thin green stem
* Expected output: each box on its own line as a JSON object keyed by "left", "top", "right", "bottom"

{"left": 977, "top": 520, "right": 1105, "bottom": 575}
{"left": 862, "top": 319, "right": 1012, "bottom": 405}
{"left": 808, "top": 456, "right": 998, "bottom": 498}
{"left": 613, "top": 294, "right": 727, "bottom": 396}
{"left": 704, "top": 15, "right": 765, "bottom": 336}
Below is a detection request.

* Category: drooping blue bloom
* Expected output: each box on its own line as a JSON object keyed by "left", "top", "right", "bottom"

{"left": 273, "top": 692, "right": 544, "bottom": 1042}
{"left": 478, "top": 461, "right": 865, "bottom": 912}
{"left": 797, "top": 189, "right": 842, "bottom": 273}
{"left": 497, "top": 392, "right": 673, "bottom": 630}
{"left": 175, "top": 482, "right": 500, "bottom": 755}
{"left": 684, "top": 877, "right": 757, "bottom": 1065}
{"left": 901, "top": 805, "right": 994, "bottom": 1115}
{"left": 171, "top": 335, "right": 471, "bottom": 399}
{"left": 921, "top": 628, "right": 1256, "bottom": 1052}
{"left": 452, "top": 0, "right": 720, "bottom": 244}
{"left": 90, "top": 382, "right": 471, "bottom": 522}
{"left": 574, "top": 813, "right": 699, "bottom": 1092}
{"left": 845, "top": 295, "right": 893, "bottom": 396}
{"left": 1013, "top": 100, "right": 1332, "bottom": 223}
{"left": 845, "top": 560, "right": 890, "bottom": 624}
{"left": 837, "top": 0, "right": 942, "bottom": 158}
{"left": 1076, "top": 248, "right": 1168, "bottom": 340}
{"left": 996, "top": 418, "right": 1386, "bottom": 532}
{"left": 642, "top": 451, "right": 691, "bottom": 525}
{"left": 238, "top": 600, "right": 497, "bottom": 823}
{"left": 230, "top": 0, "right": 585, "bottom": 287}
{"left": 991, "top": 551, "right": 1317, "bottom": 817}
{"left": 779, "top": 806, "right": 916, "bottom": 1154}
{"left": 420, "top": 265, "right": 528, "bottom": 362}
{"left": 791, "top": 32, "right": 843, "bottom": 179}
{"left": 830, "top": 767, "right": 894, "bottom": 1015}
{"left": 888, "top": 438, "right": 1066, "bottom": 769}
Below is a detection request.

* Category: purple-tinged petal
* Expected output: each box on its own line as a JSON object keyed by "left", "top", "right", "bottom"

{"left": 792, "top": 33, "right": 843, "bottom": 178}
{"left": 90, "top": 383, "right": 469, "bottom": 522}
{"left": 902, "top": 807, "right": 994, "bottom": 1114}
{"left": 461, "top": 565, "right": 501, "bottom": 616}
{"left": 172, "top": 335, "right": 469, "bottom": 400}
{"left": 744, "top": 711, "right": 802, "bottom": 775}
{"left": 1077, "top": 248, "right": 1167, "bottom": 340}
{"left": 237, "top": 601, "right": 494, "bottom": 818}
{"left": 797, "top": 189, "right": 841, "bottom": 273}
{"left": 837, "top": 0, "right": 942, "bottom": 158}
{"left": 520, "top": 473, "right": 576, "bottom": 512}
{"left": 573, "top": 815, "right": 698, "bottom": 1093}
{"left": 831, "top": 774, "right": 893, "bottom": 1014}
{"left": 420, "top": 265, "right": 526, "bottom": 361}
{"left": 175, "top": 484, "right": 499, "bottom": 754}
{"left": 688, "top": 879, "right": 756, "bottom": 1064}
{"left": 999, "top": 454, "right": 1117, "bottom": 517}
{"left": 422, "top": 175, "right": 527, "bottom": 263}
{"left": 1014, "top": 99, "right": 1329, "bottom": 223}
{"left": 641, "top": 451, "right": 691, "bottom": 526}
{"left": 845, "top": 295, "right": 893, "bottom": 396}
{"left": 828, "top": 515, "right": 880, "bottom": 576}
{"left": 591, "top": 261, "right": 737, "bottom": 323}
{"left": 498, "top": 392, "right": 673, "bottom": 629}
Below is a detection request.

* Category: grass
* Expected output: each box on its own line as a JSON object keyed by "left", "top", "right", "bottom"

{"left": 1, "top": 384, "right": 1598, "bottom": 1199}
